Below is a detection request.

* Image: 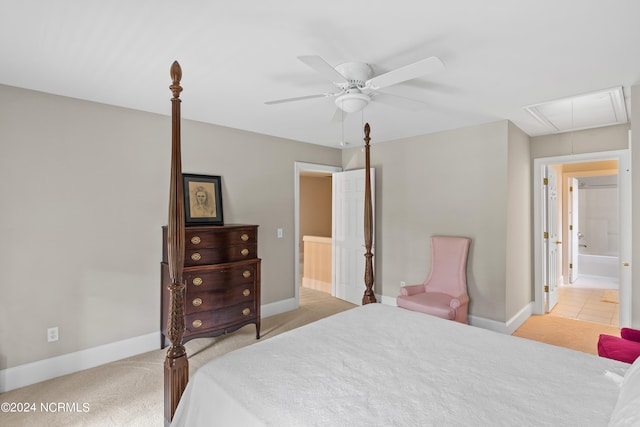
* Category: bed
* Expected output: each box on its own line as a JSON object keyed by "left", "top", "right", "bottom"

{"left": 170, "top": 303, "right": 637, "bottom": 426}
{"left": 162, "top": 63, "right": 638, "bottom": 426}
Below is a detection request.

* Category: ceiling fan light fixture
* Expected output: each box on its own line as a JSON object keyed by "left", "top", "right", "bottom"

{"left": 335, "top": 93, "right": 370, "bottom": 113}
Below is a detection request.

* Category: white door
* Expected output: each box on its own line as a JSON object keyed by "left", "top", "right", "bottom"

{"left": 544, "top": 166, "right": 560, "bottom": 312}
{"left": 568, "top": 177, "right": 579, "bottom": 283}
{"left": 332, "top": 168, "right": 375, "bottom": 305}
{"left": 619, "top": 143, "right": 632, "bottom": 327}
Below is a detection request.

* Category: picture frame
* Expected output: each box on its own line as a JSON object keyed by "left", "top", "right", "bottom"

{"left": 182, "top": 173, "right": 224, "bottom": 226}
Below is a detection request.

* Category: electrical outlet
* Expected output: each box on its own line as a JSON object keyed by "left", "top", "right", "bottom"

{"left": 277, "top": 228, "right": 283, "bottom": 238}
{"left": 47, "top": 327, "right": 59, "bottom": 342}
{"left": 400, "top": 281, "right": 406, "bottom": 287}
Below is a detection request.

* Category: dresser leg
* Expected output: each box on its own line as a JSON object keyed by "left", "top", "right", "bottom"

{"left": 256, "top": 322, "right": 261, "bottom": 339}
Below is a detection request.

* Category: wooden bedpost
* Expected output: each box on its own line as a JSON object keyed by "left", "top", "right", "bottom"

{"left": 164, "top": 60, "right": 188, "bottom": 427}
{"left": 362, "top": 123, "right": 377, "bottom": 305}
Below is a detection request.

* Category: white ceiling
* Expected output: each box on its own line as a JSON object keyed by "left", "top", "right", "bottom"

{"left": 2, "top": 0, "right": 639, "bottom": 148}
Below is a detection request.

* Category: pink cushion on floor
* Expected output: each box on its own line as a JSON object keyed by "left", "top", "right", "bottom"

{"left": 621, "top": 328, "right": 640, "bottom": 343}
{"left": 598, "top": 334, "right": 640, "bottom": 364}
{"left": 396, "top": 292, "right": 455, "bottom": 319}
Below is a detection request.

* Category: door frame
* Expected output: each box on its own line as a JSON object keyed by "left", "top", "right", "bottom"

{"left": 294, "top": 162, "right": 342, "bottom": 307}
{"left": 543, "top": 165, "right": 560, "bottom": 312}
{"left": 533, "top": 149, "right": 631, "bottom": 327}
{"left": 567, "top": 177, "right": 580, "bottom": 284}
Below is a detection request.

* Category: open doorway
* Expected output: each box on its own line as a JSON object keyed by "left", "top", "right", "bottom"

{"left": 533, "top": 150, "right": 631, "bottom": 328}
{"left": 294, "top": 163, "right": 374, "bottom": 307}
{"left": 294, "top": 162, "right": 341, "bottom": 307}
{"left": 299, "top": 171, "right": 333, "bottom": 294}
{"left": 554, "top": 163, "right": 619, "bottom": 326}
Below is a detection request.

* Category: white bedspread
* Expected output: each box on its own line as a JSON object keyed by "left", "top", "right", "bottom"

{"left": 171, "top": 304, "right": 628, "bottom": 426}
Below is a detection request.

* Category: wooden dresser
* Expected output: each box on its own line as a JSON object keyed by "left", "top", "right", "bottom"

{"left": 160, "top": 224, "right": 260, "bottom": 348}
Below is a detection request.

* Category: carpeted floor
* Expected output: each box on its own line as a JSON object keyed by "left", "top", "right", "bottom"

{"left": 512, "top": 313, "right": 620, "bottom": 355}
{"left": 0, "top": 288, "right": 621, "bottom": 426}
{"left": 0, "top": 288, "right": 355, "bottom": 427}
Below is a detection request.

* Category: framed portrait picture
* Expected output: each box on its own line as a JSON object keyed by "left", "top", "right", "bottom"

{"left": 183, "top": 174, "right": 224, "bottom": 226}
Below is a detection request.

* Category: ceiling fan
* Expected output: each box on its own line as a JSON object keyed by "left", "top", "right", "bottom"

{"left": 265, "top": 55, "right": 445, "bottom": 114}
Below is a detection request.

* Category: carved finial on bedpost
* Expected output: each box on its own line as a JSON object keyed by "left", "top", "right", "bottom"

{"left": 170, "top": 61, "right": 183, "bottom": 99}
{"left": 362, "top": 122, "right": 377, "bottom": 305}
{"left": 364, "top": 122, "right": 371, "bottom": 144}
{"left": 164, "top": 60, "right": 188, "bottom": 427}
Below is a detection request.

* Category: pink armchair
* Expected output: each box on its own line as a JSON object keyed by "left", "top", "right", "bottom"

{"left": 396, "top": 236, "right": 471, "bottom": 323}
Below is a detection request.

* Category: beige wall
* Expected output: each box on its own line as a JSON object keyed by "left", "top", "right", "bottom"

{"left": 0, "top": 84, "right": 341, "bottom": 369}
{"left": 505, "top": 122, "right": 532, "bottom": 320}
{"left": 300, "top": 175, "right": 332, "bottom": 239}
{"left": 530, "top": 124, "right": 629, "bottom": 157}
{"left": 342, "top": 120, "right": 525, "bottom": 323}
{"left": 302, "top": 236, "right": 332, "bottom": 292}
{"left": 562, "top": 160, "right": 618, "bottom": 173}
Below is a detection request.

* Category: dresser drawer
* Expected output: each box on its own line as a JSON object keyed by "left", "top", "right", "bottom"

{"left": 185, "top": 283, "right": 257, "bottom": 314}
{"left": 183, "top": 260, "right": 258, "bottom": 291}
{"left": 186, "top": 302, "right": 257, "bottom": 334}
{"left": 184, "top": 244, "right": 257, "bottom": 266}
{"left": 162, "top": 225, "right": 258, "bottom": 263}
{"left": 185, "top": 227, "right": 257, "bottom": 249}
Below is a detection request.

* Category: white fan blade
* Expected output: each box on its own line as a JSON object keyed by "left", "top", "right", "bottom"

{"left": 366, "top": 56, "right": 444, "bottom": 90}
{"left": 298, "top": 55, "right": 349, "bottom": 85}
{"left": 265, "top": 93, "right": 334, "bottom": 105}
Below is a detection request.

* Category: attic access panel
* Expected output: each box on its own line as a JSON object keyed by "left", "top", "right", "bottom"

{"left": 524, "top": 87, "right": 628, "bottom": 133}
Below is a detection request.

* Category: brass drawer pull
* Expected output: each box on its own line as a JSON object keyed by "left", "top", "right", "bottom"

{"left": 191, "top": 252, "right": 202, "bottom": 261}
{"left": 190, "top": 236, "right": 201, "bottom": 245}
{"left": 192, "top": 320, "right": 202, "bottom": 328}
{"left": 192, "top": 277, "right": 203, "bottom": 286}
{"left": 241, "top": 233, "right": 249, "bottom": 241}
{"left": 243, "top": 270, "right": 251, "bottom": 279}
{"left": 243, "top": 289, "right": 251, "bottom": 297}
{"left": 192, "top": 298, "right": 202, "bottom": 307}
{"left": 242, "top": 308, "right": 251, "bottom": 316}
{"left": 241, "top": 248, "right": 249, "bottom": 256}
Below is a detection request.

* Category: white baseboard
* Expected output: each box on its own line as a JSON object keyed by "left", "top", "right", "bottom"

{"left": 301, "top": 278, "right": 332, "bottom": 294}
{"left": 261, "top": 297, "right": 297, "bottom": 318}
{"left": 379, "top": 294, "right": 396, "bottom": 306}
{"left": 0, "top": 332, "right": 159, "bottom": 393}
{"left": 0, "top": 298, "right": 298, "bottom": 393}
{"left": 505, "top": 302, "right": 534, "bottom": 335}
{"left": 469, "top": 302, "right": 533, "bottom": 334}
{"left": 380, "top": 293, "right": 533, "bottom": 336}
{"left": 467, "top": 315, "right": 508, "bottom": 333}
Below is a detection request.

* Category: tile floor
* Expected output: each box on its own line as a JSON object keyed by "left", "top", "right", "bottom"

{"left": 551, "top": 276, "right": 619, "bottom": 326}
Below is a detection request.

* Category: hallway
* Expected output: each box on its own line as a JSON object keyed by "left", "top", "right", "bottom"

{"left": 551, "top": 284, "right": 619, "bottom": 327}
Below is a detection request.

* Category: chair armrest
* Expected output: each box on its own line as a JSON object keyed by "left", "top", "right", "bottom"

{"left": 450, "top": 294, "right": 469, "bottom": 309}
{"left": 399, "top": 284, "right": 425, "bottom": 296}
{"left": 621, "top": 328, "right": 640, "bottom": 342}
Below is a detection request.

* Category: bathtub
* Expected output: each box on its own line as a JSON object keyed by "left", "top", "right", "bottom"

{"left": 578, "top": 254, "right": 619, "bottom": 279}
